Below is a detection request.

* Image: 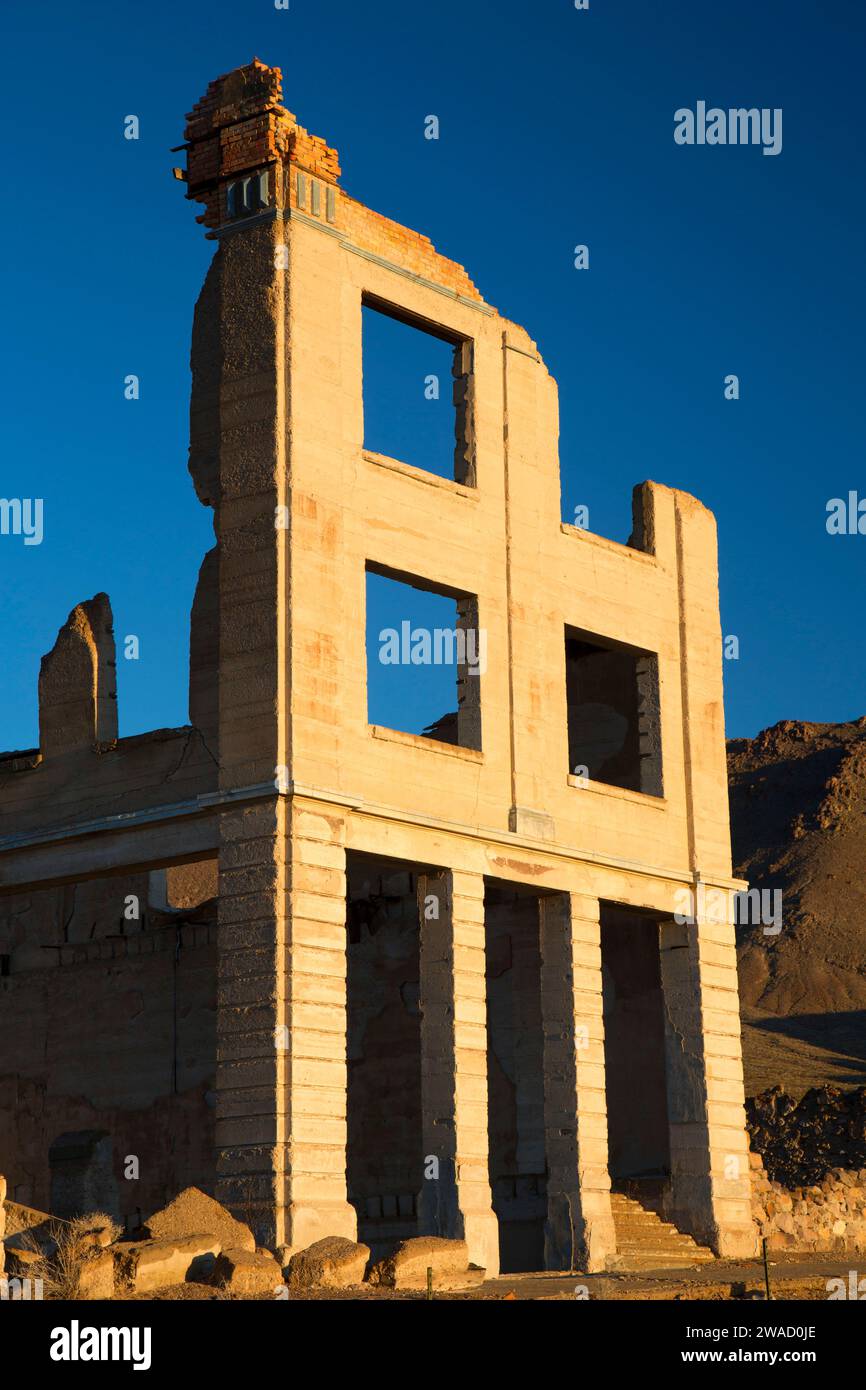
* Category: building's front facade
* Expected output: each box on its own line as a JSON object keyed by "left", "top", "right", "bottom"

{"left": 0, "top": 61, "right": 756, "bottom": 1276}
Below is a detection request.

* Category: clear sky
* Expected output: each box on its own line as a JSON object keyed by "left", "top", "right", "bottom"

{"left": 1, "top": 0, "right": 864, "bottom": 751}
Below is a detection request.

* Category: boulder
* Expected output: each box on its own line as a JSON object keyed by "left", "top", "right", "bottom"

{"left": 368, "top": 1237, "right": 484, "bottom": 1290}
{"left": 77, "top": 1248, "right": 117, "bottom": 1299}
{"left": 287, "top": 1237, "right": 370, "bottom": 1289}
{"left": 143, "top": 1187, "right": 255, "bottom": 1253}
{"left": 211, "top": 1247, "right": 283, "bottom": 1296}
{"left": 114, "top": 1234, "right": 221, "bottom": 1294}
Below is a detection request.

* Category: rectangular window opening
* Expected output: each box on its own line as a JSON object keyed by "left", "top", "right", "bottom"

{"left": 361, "top": 296, "right": 475, "bottom": 486}
{"left": 565, "top": 627, "right": 662, "bottom": 796}
{"left": 366, "top": 565, "right": 482, "bottom": 750}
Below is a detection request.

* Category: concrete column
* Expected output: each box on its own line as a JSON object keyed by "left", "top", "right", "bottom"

{"left": 215, "top": 797, "right": 356, "bottom": 1251}
{"left": 215, "top": 796, "right": 288, "bottom": 1248}
{"left": 659, "top": 910, "right": 756, "bottom": 1257}
{"left": 417, "top": 869, "right": 499, "bottom": 1276}
{"left": 283, "top": 800, "right": 357, "bottom": 1250}
{"left": 539, "top": 892, "right": 615, "bottom": 1272}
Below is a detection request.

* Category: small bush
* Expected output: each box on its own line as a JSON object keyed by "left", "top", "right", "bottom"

{"left": 19, "top": 1212, "right": 121, "bottom": 1300}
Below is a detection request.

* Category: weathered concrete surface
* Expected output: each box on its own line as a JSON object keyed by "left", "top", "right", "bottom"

{"left": 0, "top": 897, "right": 217, "bottom": 1217}
{"left": 210, "top": 1247, "right": 283, "bottom": 1295}
{"left": 287, "top": 1236, "right": 370, "bottom": 1289}
{"left": 77, "top": 1247, "right": 117, "bottom": 1299}
{"left": 114, "top": 1235, "right": 221, "bottom": 1294}
{"left": 368, "top": 1236, "right": 483, "bottom": 1290}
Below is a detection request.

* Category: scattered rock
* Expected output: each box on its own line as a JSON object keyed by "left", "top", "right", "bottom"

{"left": 287, "top": 1237, "right": 370, "bottom": 1289}
{"left": 114, "top": 1235, "right": 221, "bottom": 1294}
{"left": 368, "top": 1236, "right": 484, "bottom": 1290}
{"left": 211, "top": 1247, "right": 283, "bottom": 1296}
{"left": 77, "top": 1248, "right": 117, "bottom": 1299}
{"left": 748, "top": 1085, "right": 866, "bottom": 1186}
{"left": 143, "top": 1187, "right": 255, "bottom": 1253}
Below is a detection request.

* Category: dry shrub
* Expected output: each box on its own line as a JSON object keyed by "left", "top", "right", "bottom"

{"left": 19, "top": 1212, "right": 121, "bottom": 1299}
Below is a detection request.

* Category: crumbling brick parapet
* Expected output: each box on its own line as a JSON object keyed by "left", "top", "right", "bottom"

{"left": 183, "top": 59, "right": 340, "bottom": 232}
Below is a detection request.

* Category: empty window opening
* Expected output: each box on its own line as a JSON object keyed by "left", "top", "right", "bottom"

{"left": 565, "top": 629, "right": 662, "bottom": 796}
{"left": 361, "top": 297, "right": 475, "bottom": 485}
{"left": 366, "top": 566, "right": 482, "bottom": 750}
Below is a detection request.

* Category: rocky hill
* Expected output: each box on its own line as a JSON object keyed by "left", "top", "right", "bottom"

{"left": 728, "top": 717, "right": 866, "bottom": 1097}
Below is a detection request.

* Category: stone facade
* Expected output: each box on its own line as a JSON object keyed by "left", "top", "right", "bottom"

{"left": 0, "top": 60, "right": 757, "bottom": 1274}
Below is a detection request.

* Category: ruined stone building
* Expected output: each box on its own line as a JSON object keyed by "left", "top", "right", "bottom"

{"left": 0, "top": 61, "right": 756, "bottom": 1274}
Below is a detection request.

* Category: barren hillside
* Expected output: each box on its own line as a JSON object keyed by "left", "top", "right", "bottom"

{"left": 728, "top": 717, "right": 866, "bottom": 1096}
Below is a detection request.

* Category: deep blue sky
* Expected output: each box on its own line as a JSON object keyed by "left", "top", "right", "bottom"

{"left": 1, "top": 0, "right": 864, "bottom": 751}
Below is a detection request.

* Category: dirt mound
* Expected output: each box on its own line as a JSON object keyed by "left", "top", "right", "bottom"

{"left": 746, "top": 1085, "right": 866, "bottom": 1185}
{"left": 143, "top": 1187, "right": 255, "bottom": 1253}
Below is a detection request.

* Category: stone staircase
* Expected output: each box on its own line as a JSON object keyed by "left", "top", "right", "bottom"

{"left": 608, "top": 1189, "right": 716, "bottom": 1271}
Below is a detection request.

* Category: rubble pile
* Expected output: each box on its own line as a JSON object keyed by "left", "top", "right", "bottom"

{"left": 747, "top": 1085, "right": 866, "bottom": 1185}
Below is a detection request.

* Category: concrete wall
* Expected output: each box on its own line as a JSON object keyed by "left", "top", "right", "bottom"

{"left": 0, "top": 873, "right": 217, "bottom": 1219}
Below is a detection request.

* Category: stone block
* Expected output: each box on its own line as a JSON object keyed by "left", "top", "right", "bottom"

{"left": 211, "top": 1247, "right": 284, "bottom": 1296}
{"left": 367, "top": 1236, "right": 484, "bottom": 1290}
{"left": 114, "top": 1235, "right": 221, "bottom": 1294}
{"left": 287, "top": 1236, "right": 370, "bottom": 1289}
{"left": 77, "top": 1248, "right": 117, "bottom": 1299}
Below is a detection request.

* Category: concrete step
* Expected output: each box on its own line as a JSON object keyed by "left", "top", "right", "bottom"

{"left": 607, "top": 1252, "right": 714, "bottom": 1271}
{"left": 617, "top": 1232, "right": 711, "bottom": 1247}
{"left": 617, "top": 1236, "right": 714, "bottom": 1251}
{"left": 617, "top": 1249, "right": 715, "bottom": 1261}
{"left": 609, "top": 1191, "right": 716, "bottom": 1270}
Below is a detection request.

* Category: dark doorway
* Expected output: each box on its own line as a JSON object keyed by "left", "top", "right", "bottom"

{"left": 600, "top": 905, "right": 671, "bottom": 1180}
{"left": 484, "top": 880, "right": 547, "bottom": 1273}
{"left": 346, "top": 852, "right": 422, "bottom": 1256}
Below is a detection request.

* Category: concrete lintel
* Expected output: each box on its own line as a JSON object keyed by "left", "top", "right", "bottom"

{"left": 0, "top": 783, "right": 278, "bottom": 891}
{"left": 0, "top": 816, "right": 219, "bottom": 893}
{"left": 284, "top": 781, "right": 746, "bottom": 897}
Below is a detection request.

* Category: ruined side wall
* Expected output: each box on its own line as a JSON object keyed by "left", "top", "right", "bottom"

{"left": 0, "top": 875, "right": 217, "bottom": 1218}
